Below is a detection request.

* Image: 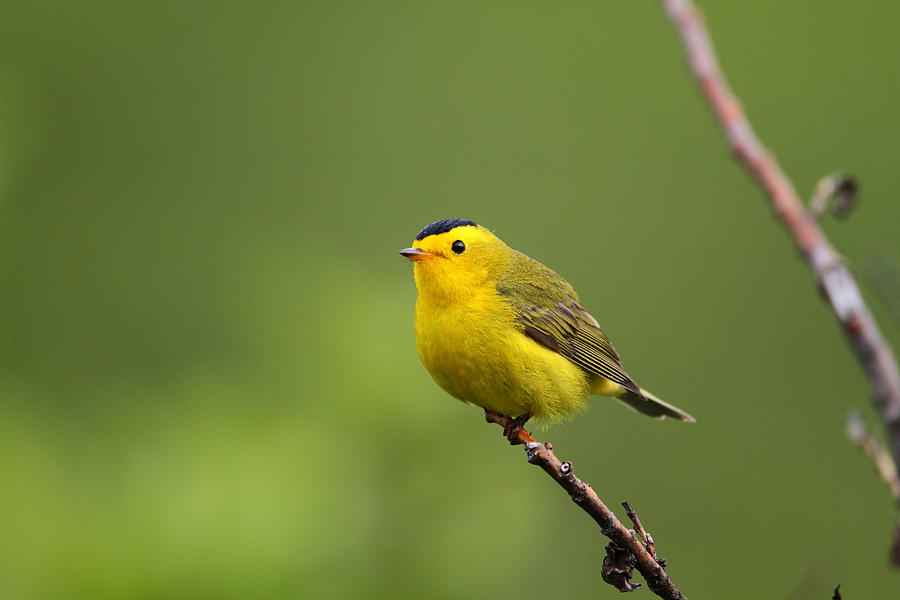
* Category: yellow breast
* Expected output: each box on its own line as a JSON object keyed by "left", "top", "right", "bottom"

{"left": 414, "top": 287, "right": 592, "bottom": 421}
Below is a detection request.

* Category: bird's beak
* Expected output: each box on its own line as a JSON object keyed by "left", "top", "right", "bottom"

{"left": 399, "top": 247, "right": 432, "bottom": 261}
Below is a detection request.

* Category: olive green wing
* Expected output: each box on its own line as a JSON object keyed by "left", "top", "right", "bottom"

{"left": 496, "top": 252, "right": 641, "bottom": 395}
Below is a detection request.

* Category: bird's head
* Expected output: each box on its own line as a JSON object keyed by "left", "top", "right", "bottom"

{"left": 400, "top": 219, "right": 509, "bottom": 304}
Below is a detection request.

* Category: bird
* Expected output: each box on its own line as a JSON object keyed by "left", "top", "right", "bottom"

{"left": 400, "top": 218, "right": 694, "bottom": 434}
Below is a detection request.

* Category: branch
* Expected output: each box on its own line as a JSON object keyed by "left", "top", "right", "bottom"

{"left": 847, "top": 410, "right": 900, "bottom": 501}
{"left": 623, "top": 500, "right": 659, "bottom": 562}
{"left": 660, "top": 0, "right": 900, "bottom": 564}
{"left": 484, "top": 411, "right": 686, "bottom": 599}
{"left": 847, "top": 410, "right": 900, "bottom": 564}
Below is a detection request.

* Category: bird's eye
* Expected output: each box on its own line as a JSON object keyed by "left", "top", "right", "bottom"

{"left": 451, "top": 240, "right": 466, "bottom": 254}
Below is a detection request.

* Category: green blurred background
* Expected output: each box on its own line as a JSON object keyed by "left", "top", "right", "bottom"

{"left": 1, "top": 0, "right": 899, "bottom": 597}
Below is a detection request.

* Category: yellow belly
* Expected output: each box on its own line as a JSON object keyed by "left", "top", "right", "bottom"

{"left": 414, "top": 292, "right": 593, "bottom": 421}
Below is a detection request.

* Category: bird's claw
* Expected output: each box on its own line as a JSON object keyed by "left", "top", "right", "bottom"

{"left": 502, "top": 413, "right": 531, "bottom": 445}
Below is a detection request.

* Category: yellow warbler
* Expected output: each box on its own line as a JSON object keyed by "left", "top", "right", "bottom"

{"left": 400, "top": 219, "right": 694, "bottom": 427}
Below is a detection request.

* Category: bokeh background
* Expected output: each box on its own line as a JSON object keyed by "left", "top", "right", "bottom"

{"left": 1, "top": 0, "right": 899, "bottom": 597}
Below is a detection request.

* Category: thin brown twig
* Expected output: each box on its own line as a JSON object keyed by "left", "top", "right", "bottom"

{"left": 623, "top": 501, "right": 659, "bottom": 562}
{"left": 847, "top": 410, "right": 900, "bottom": 501}
{"left": 846, "top": 410, "right": 900, "bottom": 565}
{"left": 660, "top": 0, "right": 900, "bottom": 565}
{"left": 484, "top": 411, "right": 686, "bottom": 599}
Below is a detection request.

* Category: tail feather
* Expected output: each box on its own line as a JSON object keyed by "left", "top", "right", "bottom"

{"left": 616, "top": 387, "right": 695, "bottom": 422}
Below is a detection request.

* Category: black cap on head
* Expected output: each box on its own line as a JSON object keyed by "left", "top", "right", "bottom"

{"left": 415, "top": 219, "right": 478, "bottom": 241}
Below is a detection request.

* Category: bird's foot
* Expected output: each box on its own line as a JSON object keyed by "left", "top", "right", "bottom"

{"left": 502, "top": 413, "right": 531, "bottom": 445}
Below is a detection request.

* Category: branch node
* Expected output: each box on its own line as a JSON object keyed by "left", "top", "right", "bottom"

{"left": 810, "top": 173, "right": 859, "bottom": 221}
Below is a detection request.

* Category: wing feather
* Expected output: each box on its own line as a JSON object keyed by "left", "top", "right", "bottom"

{"left": 496, "top": 252, "right": 640, "bottom": 395}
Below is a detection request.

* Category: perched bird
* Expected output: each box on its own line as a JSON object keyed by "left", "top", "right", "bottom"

{"left": 400, "top": 219, "right": 694, "bottom": 429}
